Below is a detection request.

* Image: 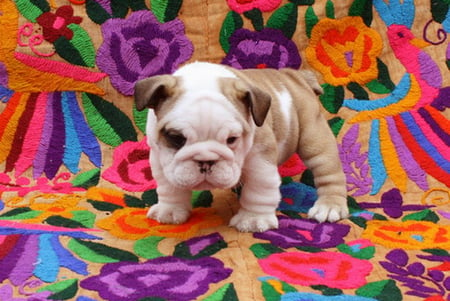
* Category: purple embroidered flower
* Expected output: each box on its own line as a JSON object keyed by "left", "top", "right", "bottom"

{"left": 0, "top": 282, "right": 52, "bottom": 301}
{"left": 221, "top": 28, "right": 301, "bottom": 70}
{"left": 254, "top": 216, "right": 350, "bottom": 249}
{"left": 80, "top": 256, "right": 232, "bottom": 301}
{"left": 97, "top": 10, "right": 193, "bottom": 95}
{"left": 381, "top": 249, "right": 450, "bottom": 299}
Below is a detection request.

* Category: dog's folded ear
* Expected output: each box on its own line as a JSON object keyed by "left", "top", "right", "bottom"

{"left": 134, "top": 75, "right": 177, "bottom": 111}
{"left": 234, "top": 81, "right": 271, "bottom": 127}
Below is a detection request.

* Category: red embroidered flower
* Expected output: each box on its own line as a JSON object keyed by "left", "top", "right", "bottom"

{"left": 36, "top": 6, "right": 82, "bottom": 43}
{"left": 226, "top": 0, "right": 281, "bottom": 14}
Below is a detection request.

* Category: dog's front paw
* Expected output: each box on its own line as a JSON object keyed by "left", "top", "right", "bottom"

{"left": 229, "top": 209, "right": 278, "bottom": 232}
{"left": 308, "top": 196, "right": 349, "bottom": 223}
{"left": 147, "top": 203, "right": 191, "bottom": 224}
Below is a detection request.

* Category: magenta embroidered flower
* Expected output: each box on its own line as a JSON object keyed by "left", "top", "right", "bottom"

{"left": 80, "top": 256, "right": 232, "bottom": 301}
{"left": 221, "top": 28, "right": 301, "bottom": 70}
{"left": 102, "top": 139, "right": 156, "bottom": 192}
{"left": 259, "top": 251, "right": 373, "bottom": 289}
{"left": 254, "top": 216, "right": 350, "bottom": 249}
{"left": 36, "top": 5, "right": 82, "bottom": 43}
{"left": 226, "top": 0, "right": 282, "bottom": 14}
{"left": 96, "top": 10, "right": 193, "bottom": 95}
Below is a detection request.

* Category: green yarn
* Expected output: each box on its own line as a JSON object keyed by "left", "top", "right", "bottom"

{"left": 15, "top": 0, "right": 50, "bottom": 22}
{"left": 134, "top": 236, "right": 165, "bottom": 259}
{"left": 72, "top": 168, "right": 100, "bottom": 189}
{"left": 38, "top": 279, "right": 79, "bottom": 300}
{"left": 220, "top": 11, "right": 243, "bottom": 53}
{"left": 244, "top": 8, "right": 264, "bottom": 31}
{"left": 203, "top": 283, "right": 239, "bottom": 301}
{"left": 266, "top": 3, "right": 298, "bottom": 39}
{"left": 305, "top": 6, "right": 319, "bottom": 38}
{"left": 356, "top": 280, "right": 402, "bottom": 301}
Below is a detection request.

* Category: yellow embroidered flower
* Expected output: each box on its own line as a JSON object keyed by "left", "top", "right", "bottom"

{"left": 96, "top": 207, "right": 223, "bottom": 240}
{"left": 363, "top": 220, "right": 450, "bottom": 250}
{"left": 306, "top": 16, "right": 383, "bottom": 86}
{"left": 10, "top": 193, "right": 88, "bottom": 224}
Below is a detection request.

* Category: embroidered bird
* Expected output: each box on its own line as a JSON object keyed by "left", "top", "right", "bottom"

{"left": 343, "top": 0, "right": 450, "bottom": 194}
{"left": 0, "top": 0, "right": 104, "bottom": 179}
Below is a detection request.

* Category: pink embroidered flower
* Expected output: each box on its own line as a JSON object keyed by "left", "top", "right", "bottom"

{"left": 36, "top": 5, "right": 82, "bottom": 43}
{"left": 259, "top": 251, "right": 373, "bottom": 289}
{"left": 102, "top": 139, "right": 156, "bottom": 192}
{"left": 227, "top": 0, "right": 282, "bottom": 14}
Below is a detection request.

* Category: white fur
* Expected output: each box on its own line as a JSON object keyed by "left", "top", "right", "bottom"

{"left": 143, "top": 62, "right": 348, "bottom": 232}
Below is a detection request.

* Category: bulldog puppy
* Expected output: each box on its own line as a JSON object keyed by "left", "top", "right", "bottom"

{"left": 134, "top": 62, "right": 349, "bottom": 232}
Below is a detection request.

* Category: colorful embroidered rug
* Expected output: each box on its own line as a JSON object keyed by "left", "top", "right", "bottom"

{"left": 1, "top": 0, "right": 450, "bottom": 300}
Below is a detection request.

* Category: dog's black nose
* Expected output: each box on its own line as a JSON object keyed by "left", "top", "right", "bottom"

{"left": 197, "top": 161, "right": 216, "bottom": 173}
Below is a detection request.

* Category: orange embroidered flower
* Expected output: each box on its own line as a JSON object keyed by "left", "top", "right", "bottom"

{"left": 306, "top": 16, "right": 383, "bottom": 86}
{"left": 96, "top": 207, "right": 223, "bottom": 240}
{"left": 363, "top": 220, "right": 450, "bottom": 250}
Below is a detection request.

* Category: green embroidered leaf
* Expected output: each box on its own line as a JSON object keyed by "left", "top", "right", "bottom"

{"left": 44, "top": 216, "right": 87, "bottom": 229}
{"left": 38, "top": 279, "right": 78, "bottom": 300}
{"left": 133, "top": 105, "right": 148, "bottom": 133}
{"left": 151, "top": 0, "right": 183, "bottom": 22}
{"left": 337, "top": 243, "right": 375, "bottom": 259}
{"left": 328, "top": 117, "right": 344, "bottom": 137}
{"left": 72, "top": 168, "right": 100, "bottom": 189}
{"left": 289, "top": 0, "right": 315, "bottom": 5}
{"left": 128, "top": 0, "right": 148, "bottom": 11}
{"left": 431, "top": 0, "right": 449, "bottom": 23}
{"left": 68, "top": 239, "right": 139, "bottom": 263}
{"left": 71, "top": 211, "right": 96, "bottom": 228}
{"left": 15, "top": 0, "right": 50, "bottom": 22}
{"left": 85, "top": 0, "right": 112, "bottom": 24}
{"left": 260, "top": 277, "right": 297, "bottom": 301}
{"left": 141, "top": 189, "right": 159, "bottom": 206}
{"left": 266, "top": 3, "right": 298, "bottom": 39}
{"left": 250, "top": 243, "right": 284, "bottom": 259}
{"left": 82, "top": 93, "right": 137, "bottom": 147}
{"left": 192, "top": 190, "right": 213, "bottom": 208}
{"left": 305, "top": 6, "right": 319, "bottom": 38}
{"left": 366, "top": 79, "right": 392, "bottom": 94}
{"left": 53, "top": 24, "right": 96, "bottom": 67}
{"left": 311, "top": 285, "right": 343, "bottom": 296}
{"left": 356, "top": 280, "right": 402, "bottom": 301}
{"left": 325, "top": 0, "right": 335, "bottom": 18}
{"left": 174, "top": 234, "right": 227, "bottom": 259}
{"left": 402, "top": 209, "right": 440, "bottom": 223}
{"left": 220, "top": 11, "right": 244, "bottom": 53}
{"left": 423, "top": 248, "right": 450, "bottom": 256}
{"left": 134, "top": 236, "right": 165, "bottom": 259}
{"left": 203, "top": 283, "right": 239, "bottom": 301}
{"left": 87, "top": 200, "right": 123, "bottom": 212}
{"left": 111, "top": 0, "right": 130, "bottom": 18}
{"left": 244, "top": 8, "right": 264, "bottom": 31}
{"left": 374, "top": 58, "right": 396, "bottom": 92}
{"left": 349, "top": 0, "right": 373, "bottom": 26}
{"left": 347, "top": 82, "right": 369, "bottom": 100}
{"left": 0, "top": 207, "right": 42, "bottom": 220}
{"left": 319, "top": 84, "right": 344, "bottom": 113}
{"left": 124, "top": 194, "right": 149, "bottom": 208}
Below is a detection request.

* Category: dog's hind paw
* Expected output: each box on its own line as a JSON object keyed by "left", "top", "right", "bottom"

{"left": 230, "top": 209, "right": 278, "bottom": 232}
{"left": 147, "top": 203, "right": 191, "bottom": 224}
{"left": 308, "top": 196, "right": 349, "bottom": 223}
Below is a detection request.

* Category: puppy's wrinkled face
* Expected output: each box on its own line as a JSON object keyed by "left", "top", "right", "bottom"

{"left": 152, "top": 90, "right": 255, "bottom": 190}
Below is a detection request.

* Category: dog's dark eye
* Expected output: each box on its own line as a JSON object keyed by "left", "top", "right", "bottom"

{"left": 227, "top": 136, "right": 238, "bottom": 145}
{"left": 163, "top": 131, "right": 186, "bottom": 149}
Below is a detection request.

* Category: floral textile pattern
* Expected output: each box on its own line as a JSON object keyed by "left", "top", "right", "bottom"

{"left": 102, "top": 139, "right": 156, "bottom": 192}
{"left": 226, "top": 0, "right": 282, "bottom": 14}
{"left": 36, "top": 5, "right": 82, "bottom": 43}
{"left": 96, "top": 10, "right": 193, "bottom": 96}
{"left": 305, "top": 16, "right": 383, "bottom": 86}
{"left": 259, "top": 251, "right": 373, "bottom": 289}
{"left": 96, "top": 207, "right": 223, "bottom": 240}
{"left": 363, "top": 220, "right": 450, "bottom": 250}
{"left": 254, "top": 216, "right": 350, "bottom": 249}
{"left": 80, "top": 256, "right": 232, "bottom": 301}
{"left": 222, "top": 28, "right": 301, "bottom": 70}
